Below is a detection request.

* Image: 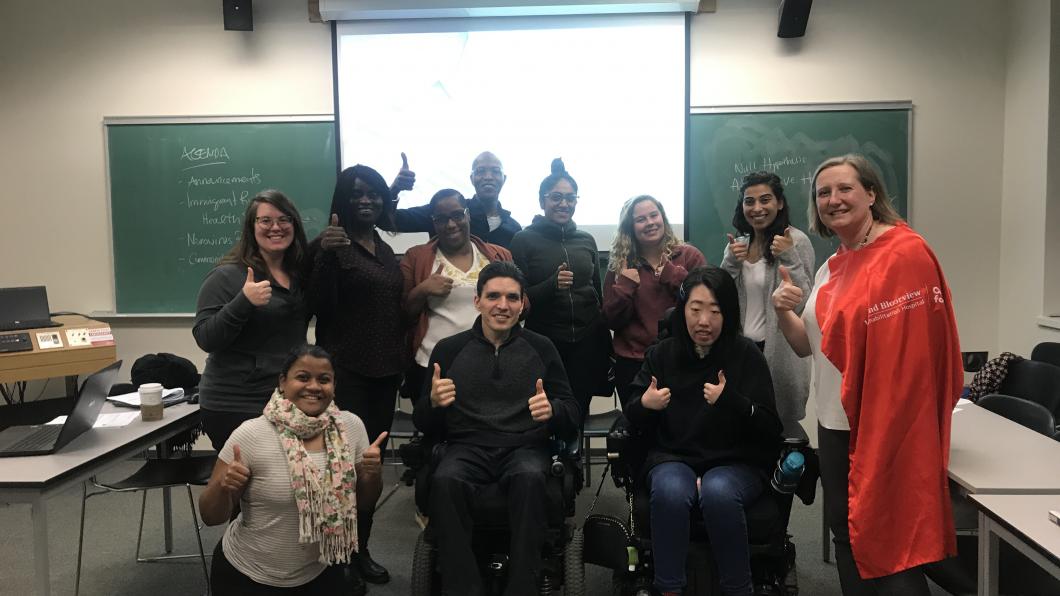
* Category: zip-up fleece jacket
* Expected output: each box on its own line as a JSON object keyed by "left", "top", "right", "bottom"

{"left": 510, "top": 215, "right": 603, "bottom": 344}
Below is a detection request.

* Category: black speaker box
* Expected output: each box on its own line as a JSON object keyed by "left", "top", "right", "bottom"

{"left": 778, "top": 0, "right": 812, "bottom": 38}
{"left": 223, "top": 0, "right": 253, "bottom": 32}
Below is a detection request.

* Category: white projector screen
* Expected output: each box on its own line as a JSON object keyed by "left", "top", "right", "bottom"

{"left": 335, "top": 14, "right": 686, "bottom": 253}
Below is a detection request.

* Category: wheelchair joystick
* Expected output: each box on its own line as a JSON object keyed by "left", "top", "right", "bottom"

{"left": 550, "top": 455, "right": 566, "bottom": 477}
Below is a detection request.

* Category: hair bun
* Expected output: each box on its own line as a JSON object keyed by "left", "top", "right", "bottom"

{"left": 550, "top": 158, "right": 566, "bottom": 175}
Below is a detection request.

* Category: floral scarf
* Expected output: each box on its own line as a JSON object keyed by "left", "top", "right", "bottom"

{"left": 263, "top": 389, "right": 357, "bottom": 564}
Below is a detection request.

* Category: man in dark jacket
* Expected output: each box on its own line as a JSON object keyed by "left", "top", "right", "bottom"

{"left": 413, "top": 261, "right": 578, "bottom": 596}
{"left": 383, "top": 151, "right": 523, "bottom": 248}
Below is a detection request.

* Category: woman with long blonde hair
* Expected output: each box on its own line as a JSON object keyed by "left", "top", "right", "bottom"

{"left": 603, "top": 195, "right": 705, "bottom": 402}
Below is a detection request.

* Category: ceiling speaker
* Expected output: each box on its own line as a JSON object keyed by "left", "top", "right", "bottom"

{"left": 223, "top": 0, "right": 253, "bottom": 32}
{"left": 778, "top": 0, "right": 812, "bottom": 38}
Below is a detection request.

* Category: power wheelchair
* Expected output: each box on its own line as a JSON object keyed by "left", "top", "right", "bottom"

{"left": 408, "top": 432, "right": 586, "bottom": 595}
{"left": 582, "top": 416, "right": 818, "bottom": 596}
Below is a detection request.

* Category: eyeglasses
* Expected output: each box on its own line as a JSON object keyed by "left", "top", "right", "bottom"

{"left": 472, "top": 167, "right": 503, "bottom": 177}
{"left": 545, "top": 192, "right": 578, "bottom": 205}
{"left": 255, "top": 215, "right": 294, "bottom": 228}
{"left": 431, "top": 209, "right": 469, "bottom": 225}
{"left": 349, "top": 189, "right": 381, "bottom": 201}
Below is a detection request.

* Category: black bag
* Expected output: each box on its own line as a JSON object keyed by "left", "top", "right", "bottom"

{"left": 582, "top": 513, "right": 631, "bottom": 571}
{"left": 131, "top": 353, "right": 201, "bottom": 391}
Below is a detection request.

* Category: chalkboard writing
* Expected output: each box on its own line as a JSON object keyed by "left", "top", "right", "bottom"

{"left": 687, "top": 108, "right": 910, "bottom": 270}
{"left": 107, "top": 119, "right": 337, "bottom": 313}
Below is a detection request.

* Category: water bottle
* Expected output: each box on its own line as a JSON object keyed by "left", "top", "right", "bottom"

{"left": 771, "top": 450, "right": 805, "bottom": 494}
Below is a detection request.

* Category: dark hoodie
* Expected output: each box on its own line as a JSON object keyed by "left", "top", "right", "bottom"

{"left": 509, "top": 215, "right": 603, "bottom": 343}
{"left": 624, "top": 305, "right": 783, "bottom": 475}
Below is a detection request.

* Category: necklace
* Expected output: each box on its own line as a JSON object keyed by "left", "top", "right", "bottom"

{"left": 856, "top": 219, "right": 875, "bottom": 250}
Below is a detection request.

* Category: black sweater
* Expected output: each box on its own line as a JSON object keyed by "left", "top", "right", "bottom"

{"left": 625, "top": 328, "right": 783, "bottom": 475}
{"left": 509, "top": 215, "right": 603, "bottom": 344}
{"left": 413, "top": 318, "right": 579, "bottom": 447}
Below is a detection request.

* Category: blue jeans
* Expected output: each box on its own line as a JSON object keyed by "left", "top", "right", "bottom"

{"left": 648, "top": 461, "right": 765, "bottom": 596}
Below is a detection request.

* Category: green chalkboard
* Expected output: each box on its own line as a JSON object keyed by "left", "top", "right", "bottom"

{"left": 107, "top": 119, "right": 337, "bottom": 313}
{"left": 687, "top": 107, "right": 910, "bottom": 270}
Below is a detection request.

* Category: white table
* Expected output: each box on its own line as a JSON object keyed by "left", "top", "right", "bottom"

{"left": 0, "top": 403, "right": 200, "bottom": 596}
{"left": 949, "top": 402, "right": 1060, "bottom": 495}
{"left": 971, "top": 494, "right": 1060, "bottom": 596}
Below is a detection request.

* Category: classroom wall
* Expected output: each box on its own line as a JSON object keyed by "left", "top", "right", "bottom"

{"left": 0, "top": 0, "right": 1042, "bottom": 389}
{"left": 997, "top": 0, "right": 1060, "bottom": 351}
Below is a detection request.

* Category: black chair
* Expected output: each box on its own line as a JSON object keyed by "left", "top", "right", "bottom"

{"left": 997, "top": 358, "right": 1060, "bottom": 416}
{"left": 408, "top": 434, "right": 585, "bottom": 596}
{"left": 582, "top": 394, "right": 623, "bottom": 487}
{"left": 586, "top": 416, "right": 817, "bottom": 596}
{"left": 1031, "top": 342, "right": 1060, "bottom": 368}
{"left": 977, "top": 393, "right": 1059, "bottom": 439}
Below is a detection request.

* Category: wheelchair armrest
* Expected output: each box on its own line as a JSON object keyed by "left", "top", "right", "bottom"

{"left": 551, "top": 428, "right": 581, "bottom": 461}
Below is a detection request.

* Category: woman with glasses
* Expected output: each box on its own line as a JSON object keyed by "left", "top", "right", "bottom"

{"left": 604, "top": 195, "right": 706, "bottom": 404}
{"left": 305, "top": 164, "right": 403, "bottom": 592}
{"left": 193, "top": 189, "right": 310, "bottom": 452}
{"left": 510, "top": 158, "right": 611, "bottom": 421}
{"left": 400, "top": 189, "right": 515, "bottom": 395}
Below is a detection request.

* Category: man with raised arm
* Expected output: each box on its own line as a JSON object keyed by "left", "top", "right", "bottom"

{"left": 384, "top": 151, "right": 523, "bottom": 248}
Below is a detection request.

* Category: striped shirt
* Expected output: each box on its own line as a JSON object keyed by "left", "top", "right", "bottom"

{"left": 218, "top": 411, "right": 368, "bottom": 587}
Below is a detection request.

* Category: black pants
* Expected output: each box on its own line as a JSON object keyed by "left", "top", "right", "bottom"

{"left": 429, "top": 443, "right": 551, "bottom": 596}
{"left": 202, "top": 409, "right": 260, "bottom": 452}
{"left": 613, "top": 355, "right": 644, "bottom": 407}
{"left": 818, "top": 425, "right": 930, "bottom": 596}
{"left": 552, "top": 322, "right": 613, "bottom": 423}
{"left": 210, "top": 540, "right": 347, "bottom": 595}
{"left": 333, "top": 365, "right": 401, "bottom": 554}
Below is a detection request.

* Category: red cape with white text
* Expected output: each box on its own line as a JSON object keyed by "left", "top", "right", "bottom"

{"left": 816, "top": 223, "right": 961, "bottom": 578}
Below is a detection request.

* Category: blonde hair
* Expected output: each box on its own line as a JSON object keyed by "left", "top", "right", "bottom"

{"left": 609, "top": 195, "right": 682, "bottom": 272}
{"left": 808, "top": 154, "right": 904, "bottom": 237}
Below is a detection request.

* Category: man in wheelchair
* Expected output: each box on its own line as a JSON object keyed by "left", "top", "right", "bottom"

{"left": 413, "top": 261, "right": 581, "bottom": 596}
{"left": 622, "top": 266, "right": 785, "bottom": 596}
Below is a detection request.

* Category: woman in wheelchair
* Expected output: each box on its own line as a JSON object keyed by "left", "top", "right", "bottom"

{"left": 624, "top": 266, "right": 783, "bottom": 596}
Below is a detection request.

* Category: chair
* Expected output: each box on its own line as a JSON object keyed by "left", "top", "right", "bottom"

{"left": 75, "top": 454, "right": 216, "bottom": 595}
{"left": 997, "top": 358, "right": 1060, "bottom": 415}
{"left": 1031, "top": 342, "right": 1060, "bottom": 368}
{"left": 582, "top": 393, "right": 623, "bottom": 487}
{"left": 977, "top": 393, "right": 1058, "bottom": 439}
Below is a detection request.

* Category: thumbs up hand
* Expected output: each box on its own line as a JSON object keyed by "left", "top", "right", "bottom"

{"left": 771, "top": 266, "right": 803, "bottom": 312}
{"left": 419, "top": 263, "right": 454, "bottom": 298}
{"left": 430, "top": 363, "right": 456, "bottom": 408}
{"left": 222, "top": 444, "right": 251, "bottom": 496}
{"left": 728, "top": 233, "right": 749, "bottom": 262}
{"left": 770, "top": 226, "right": 795, "bottom": 257}
{"left": 242, "top": 267, "right": 272, "bottom": 306}
{"left": 641, "top": 376, "right": 671, "bottom": 411}
{"left": 703, "top": 370, "right": 726, "bottom": 404}
{"left": 321, "top": 213, "right": 351, "bottom": 251}
{"left": 390, "top": 152, "right": 416, "bottom": 194}
{"left": 358, "top": 432, "right": 388, "bottom": 478}
{"left": 528, "top": 378, "right": 552, "bottom": 422}
{"left": 556, "top": 262, "right": 574, "bottom": 290}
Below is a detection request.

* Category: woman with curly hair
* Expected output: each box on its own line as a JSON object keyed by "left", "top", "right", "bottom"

{"left": 603, "top": 195, "right": 705, "bottom": 402}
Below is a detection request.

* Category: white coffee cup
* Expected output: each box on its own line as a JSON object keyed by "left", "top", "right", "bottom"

{"left": 139, "top": 383, "right": 164, "bottom": 421}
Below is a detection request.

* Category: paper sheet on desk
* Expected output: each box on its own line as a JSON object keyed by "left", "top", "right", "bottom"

{"left": 47, "top": 412, "right": 141, "bottom": 428}
{"left": 106, "top": 388, "right": 186, "bottom": 408}
{"left": 953, "top": 397, "right": 972, "bottom": 412}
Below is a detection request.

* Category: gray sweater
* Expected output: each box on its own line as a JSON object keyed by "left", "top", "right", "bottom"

{"left": 720, "top": 227, "right": 814, "bottom": 423}
{"left": 193, "top": 264, "right": 308, "bottom": 414}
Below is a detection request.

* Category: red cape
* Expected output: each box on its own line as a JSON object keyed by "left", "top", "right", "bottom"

{"left": 816, "top": 223, "right": 961, "bottom": 578}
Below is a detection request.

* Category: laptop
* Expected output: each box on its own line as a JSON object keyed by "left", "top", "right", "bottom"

{"left": 0, "top": 286, "right": 61, "bottom": 332}
{"left": 0, "top": 360, "right": 121, "bottom": 457}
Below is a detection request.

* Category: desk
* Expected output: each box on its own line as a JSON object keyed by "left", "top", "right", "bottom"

{"left": 948, "top": 402, "right": 1060, "bottom": 495}
{"left": 0, "top": 315, "right": 117, "bottom": 398}
{"left": 0, "top": 402, "right": 200, "bottom": 596}
{"left": 972, "top": 494, "right": 1060, "bottom": 596}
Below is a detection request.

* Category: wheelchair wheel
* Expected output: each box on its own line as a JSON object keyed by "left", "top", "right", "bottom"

{"left": 563, "top": 527, "right": 585, "bottom": 596}
{"left": 411, "top": 529, "right": 439, "bottom": 596}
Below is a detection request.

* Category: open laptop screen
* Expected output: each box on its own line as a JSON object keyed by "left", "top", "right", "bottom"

{"left": 0, "top": 286, "right": 51, "bottom": 324}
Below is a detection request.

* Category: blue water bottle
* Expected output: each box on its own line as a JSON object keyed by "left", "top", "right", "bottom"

{"left": 771, "top": 450, "right": 805, "bottom": 494}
